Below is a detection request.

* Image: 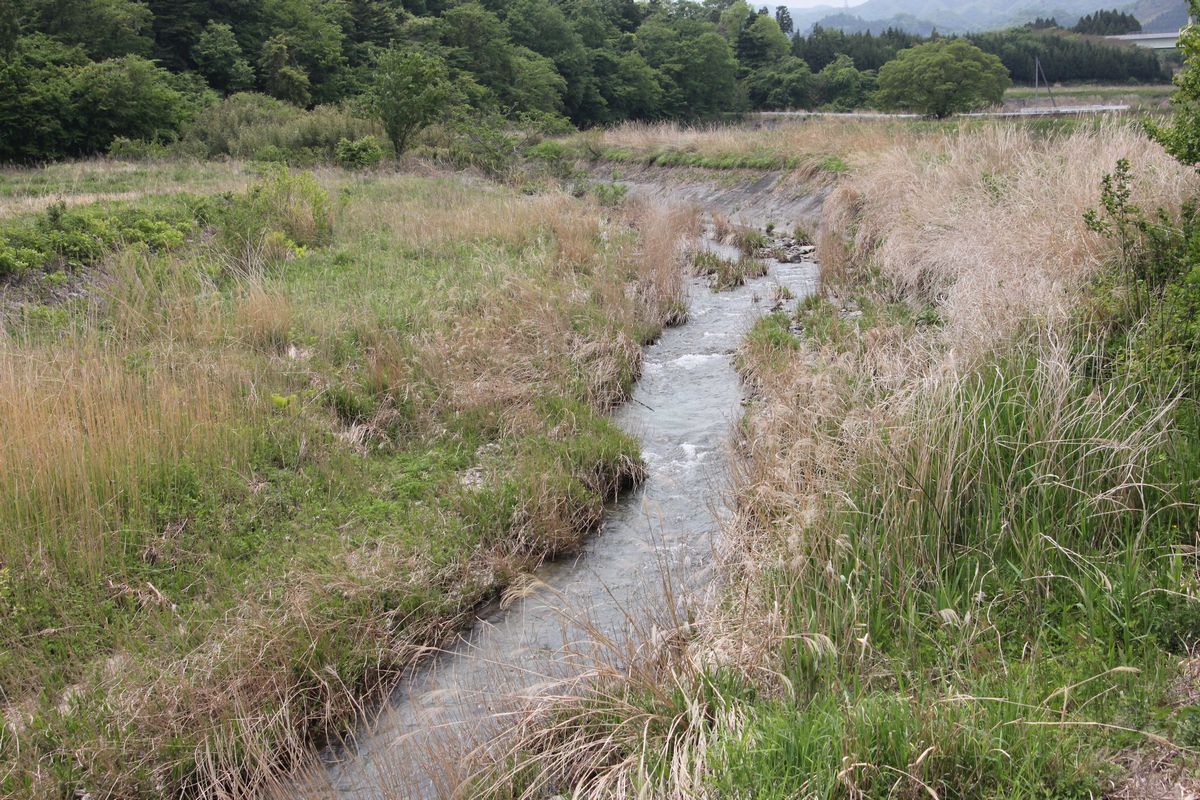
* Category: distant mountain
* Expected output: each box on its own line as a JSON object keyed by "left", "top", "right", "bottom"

{"left": 787, "top": 0, "right": 1190, "bottom": 35}
{"left": 808, "top": 11, "right": 943, "bottom": 35}
{"left": 1130, "top": 0, "right": 1192, "bottom": 31}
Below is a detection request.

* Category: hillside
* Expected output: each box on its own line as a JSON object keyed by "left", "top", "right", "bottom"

{"left": 789, "top": 0, "right": 1189, "bottom": 34}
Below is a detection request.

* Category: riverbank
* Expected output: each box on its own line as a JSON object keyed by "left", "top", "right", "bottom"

{"left": 6, "top": 114, "right": 1200, "bottom": 798}
{"left": 0, "top": 165, "right": 693, "bottom": 798}
{"left": 470, "top": 121, "right": 1200, "bottom": 798}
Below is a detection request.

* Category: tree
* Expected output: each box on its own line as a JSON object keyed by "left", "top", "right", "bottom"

{"left": 0, "top": 34, "right": 85, "bottom": 161}
{"left": 746, "top": 56, "right": 813, "bottom": 109}
{"left": 678, "top": 30, "right": 739, "bottom": 116}
{"left": 817, "top": 53, "right": 872, "bottom": 110}
{"left": 717, "top": 1, "right": 751, "bottom": 41}
{"left": 69, "top": 54, "right": 187, "bottom": 152}
{"left": 874, "top": 39, "right": 1009, "bottom": 118}
{"left": 439, "top": 2, "right": 518, "bottom": 106}
{"left": 368, "top": 47, "right": 450, "bottom": 154}
{"left": 343, "top": 0, "right": 403, "bottom": 66}
{"left": 504, "top": 0, "right": 596, "bottom": 121}
{"left": 258, "top": 0, "right": 348, "bottom": 103}
{"left": 1148, "top": 0, "right": 1200, "bottom": 166}
{"left": 1073, "top": 9, "right": 1141, "bottom": 36}
{"left": 606, "top": 50, "right": 663, "bottom": 119}
{"left": 257, "top": 35, "right": 311, "bottom": 105}
{"left": 509, "top": 47, "right": 567, "bottom": 113}
{"left": 774, "top": 5, "right": 792, "bottom": 35}
{"left": 28, "top": 0, "right": 153, "bottom": 59}
{"left": 735, "top": 13, "right": 789, "bottom": 71}
{"left": 192, "top": 21, "right": 255, "bottom": 92}
{"left": 1027, "top": 17, "right": 1059, "bottom": 29}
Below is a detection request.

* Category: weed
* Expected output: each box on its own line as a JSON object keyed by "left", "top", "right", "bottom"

{"left": 334, "top": 136, "right": 385, "bottom": 170}
{"left": 692, "top": 249, "right": 767, "bottom": 291}
{"left": 591, "top": 182, "right": 627, "bottom": 207}
{"left": 0, "top": 165, "right": 689, "bottom": 797}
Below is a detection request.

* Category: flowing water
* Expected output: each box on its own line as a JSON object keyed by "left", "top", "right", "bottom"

{"left": 317, "top": 237, "right": 818, "bottom": 799}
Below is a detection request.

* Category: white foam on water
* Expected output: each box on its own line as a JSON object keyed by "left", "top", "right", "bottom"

{"left": 670, "top": 353, "right": 724, "bottom": 369}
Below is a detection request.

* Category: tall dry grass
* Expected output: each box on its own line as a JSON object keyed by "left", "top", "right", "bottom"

{"left": 455, "top": 121, "right": 1200, "bottom": 798}
{"left": 0, "top": 343, "right": 247, "bottom": 577}
{"left": 596, "top": 119, "right": 903, "bottom": 159}
{"left": 817, "top": 123, "right": 1198, "bottom": 355}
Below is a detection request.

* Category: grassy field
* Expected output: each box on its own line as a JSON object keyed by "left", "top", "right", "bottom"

{"left": 1004, "top": 82, "right": 1176, "bottom": 111}
{"left": 1005, "top": 82, "right": 1175, "bottom": 98}
{"left": 473, "top": 121, "right": 1200, "bottom": 799}
{"left": 5, "top": 114, "right": 1200, "bottom": 799}
{"left": 0, "top": 160, "right": 696, "bottom": 797}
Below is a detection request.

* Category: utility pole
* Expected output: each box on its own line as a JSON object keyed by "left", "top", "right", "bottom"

{"left": 1035, "top": 56, "right": 1057, "bottom": 110}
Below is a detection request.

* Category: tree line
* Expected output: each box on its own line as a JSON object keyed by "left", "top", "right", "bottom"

{"left": 794, "top": 21, "right": 1167, "bottom": 86}
{"left": 0, "top": 0, "right": 1173, "bottom": 163}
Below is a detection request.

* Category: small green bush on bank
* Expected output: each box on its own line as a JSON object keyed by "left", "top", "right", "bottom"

{"left": 334, "top": 136, "right": 385, "bottom": 170}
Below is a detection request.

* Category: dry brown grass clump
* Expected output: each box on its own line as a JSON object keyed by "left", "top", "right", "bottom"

{"left": 817, "top": 122, "right": 1198, "bottom": 356}
{"left": 0, "top": 343, "right": 247, "bottom": 577}
{"left": 595, "top": 119, "right": 911, "bottom": 176}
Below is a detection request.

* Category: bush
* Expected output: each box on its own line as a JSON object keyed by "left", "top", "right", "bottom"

{"left": 186, "top": 93, "right": 384, "bottom": 163}
{"left": 0, "top": 242, "right": 44, "bottom": 277}
{"left": 591, "top": 182, "right": 627, "bottom": 207}
{"left": 334, "top": 136, "right": 385, "bottom": 170}
{"left": 221, "top": 167, "right": 333, "bottom": 259}
{"left": 0, "top": 200, "right": 200, "bottom": 277}
{"left": 1148, "top": 0, "right": 1200, "bottom": 166}
{"left": 427, "top": 111, "right": 520, "bottom": 179}
{"left": 107, "top": 137, "right": 171, "bottom": 161}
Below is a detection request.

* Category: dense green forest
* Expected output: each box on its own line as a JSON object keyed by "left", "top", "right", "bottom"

{"left": 0, "top": 0, "right": 1173, "bottom": 163}
{"left": 794, "top": 22, "right": 1168, "bottom": 84}
{"left": 1073, "top": 8, "right": 1143, "bottom": 34}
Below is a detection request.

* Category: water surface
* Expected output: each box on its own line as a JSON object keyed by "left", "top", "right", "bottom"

{"left": 320, "top": 243, "right": 818, "bottom": 799}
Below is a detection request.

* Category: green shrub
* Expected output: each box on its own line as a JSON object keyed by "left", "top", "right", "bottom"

{"left": 430, "top": 112, "right": 520, "bottom": 179}
{"left": 1082, "top": 160, "right": 1200, "bottom": 396}
{"left": 0, "top": 200, "right": 200, "bottom": 277}
{"left": 186, "top": 93, "right": 383, "bottom": 163}
{"left": 107, "top": 137, "right": 171, "bottom": 161}
{"left": 334, "top": 136, "right": 385, "bottom": 170}
{"left": 0, "top": 242, "right": 43, "bottom": 277}
{"left": 591, "top": 182, "right": 627, "bottom": 207}
{"left": 221, "top": 167, "right": 333, "bottom": 256}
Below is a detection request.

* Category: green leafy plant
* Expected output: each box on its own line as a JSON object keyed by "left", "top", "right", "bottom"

{"left": 591, "top": 182, "right": 627, "bottom": 207}
{"left": 222, "top": 166, "right": 333, "bottom": 257}
{"left": 334, "top": 136, "right": 385, "bottom": 170}
{"left": 368, "top": 48, "right": 452, "bottom": 156}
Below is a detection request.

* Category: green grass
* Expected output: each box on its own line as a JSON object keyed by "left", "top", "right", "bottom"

{"left": 1005, "top": 83, "right": 1174, "bottom": 100}
{"left": 0, "top": 165, "right": 664, "bottom": 797}
{"left": 0, "top": 160, "right": 251, "bottom": 204}
{"left": 692, "top": 249, "right": 767, "bottom": 291}
{"left": 706, "top": 230, "right": 1200, "bottom": 796}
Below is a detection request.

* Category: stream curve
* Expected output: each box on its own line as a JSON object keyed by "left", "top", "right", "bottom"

{"left": 316, "top": 227, "right": 818, "bottom": 800}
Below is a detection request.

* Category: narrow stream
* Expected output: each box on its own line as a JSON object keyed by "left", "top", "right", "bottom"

{"left": 317, "top": 236, "right": 818, "bottom": 799}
